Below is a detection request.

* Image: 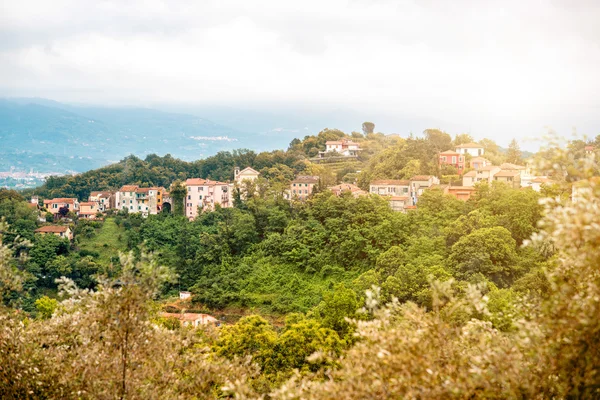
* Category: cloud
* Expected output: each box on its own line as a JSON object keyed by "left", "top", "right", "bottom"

{"left": 1, "top": 0, "right": 599, "bottom": 142}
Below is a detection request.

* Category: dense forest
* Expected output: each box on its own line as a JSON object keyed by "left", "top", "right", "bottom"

{"left": 2, "top": 128, "right": 600, "bottom": 398}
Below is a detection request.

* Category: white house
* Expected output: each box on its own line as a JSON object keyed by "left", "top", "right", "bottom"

{"left": 370, "top": 180, "right": 411, "bottom": 196}
{"left": 455, "top": 142, "right": 485, "bottom": 157}
{"left": 321, "top": 139, "right": 361, "bottom": 157}
{"left": 179, "top": 291, "right": 192, "bottom": 300}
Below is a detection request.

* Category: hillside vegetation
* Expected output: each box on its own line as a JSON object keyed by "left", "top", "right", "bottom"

{"left": 2, "top": 130, "right": 600, "bottom": 398}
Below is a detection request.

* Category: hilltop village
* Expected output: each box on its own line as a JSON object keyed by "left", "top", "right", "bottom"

{"left": 33, "top": 139, "right": 560, "bottom": 229}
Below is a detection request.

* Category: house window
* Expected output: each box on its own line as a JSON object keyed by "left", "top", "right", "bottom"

{"left": 188, "top": 187, "right": 191, "bottom": 192}
{"left": 200, "top": 187, "right": 204, "bottom": 191}
{"left": 403, "top": 188, "right": 408, "bottom": 193}
{"left": 188, "top": 195, "right": 191, "bottom": 200}
{"left": 293, "top": 183, "right": 296, "bottom": 187}
{"left": 130, "top": 206, "right": 133, "bottom": 210}
{"left": 130, "top": 200, "right": 132, "bottom": 204}
{"left": 459, "top": 157, "right": 463, "bottom": 162}
{"left": 452, "top": 156, "right": 457, "bottom": 164}
{"left": 442, "top": 156, "right": 447, "bottom": 162}
{"left": 199, "top": 195, "right": 202, "bottom": 200}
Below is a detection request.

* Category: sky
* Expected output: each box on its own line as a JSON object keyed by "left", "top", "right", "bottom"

{"left": 1, "top": 0, "right": 599, "bottom": 144}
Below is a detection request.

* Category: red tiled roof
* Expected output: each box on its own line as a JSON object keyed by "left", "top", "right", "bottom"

{"left": 463, "top": 171, "right": 477, "bottom": 177}
{"left": 35, "top": 225, "right": 69, "bottom": 233}
{"left": 43, "top": 198, "right": 76, "bottom": 204}
{"left": 79, "top": 202, "right": 96, "bottom": 206}
{"left": 119, "top": 185, "right": 139, "bottom": 192}
{"left": 136, "top": 188, "right": 151, "bottom": 193}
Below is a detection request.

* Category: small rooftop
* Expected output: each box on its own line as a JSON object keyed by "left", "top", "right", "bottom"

{"left": 35, "top": 225, "right": 69, "bottom": 233}
{"left": 43, "top": 198, "right": 76, "bottom": 204}
{"left": 494, "top": 170, "right": 520, "bottom": 177}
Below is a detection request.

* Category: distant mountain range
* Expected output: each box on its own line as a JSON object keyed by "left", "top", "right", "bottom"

{"left": 2, "top": 97, "right": 536, "bottom": 175}
{"left": 0, "top": 98, "right": 265, "bottom": 173}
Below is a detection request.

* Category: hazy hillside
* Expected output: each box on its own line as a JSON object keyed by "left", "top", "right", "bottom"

{"left": 0, "top": 99, "right": 255, "bottom": 173}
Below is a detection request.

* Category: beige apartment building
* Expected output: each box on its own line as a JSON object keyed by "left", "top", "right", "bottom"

{"left": 115, "top": 185, "right": 166, "bottom": 217}
{"left": 184, "top": 178, "right": 232, "bottom": 219}
{"left": 285, "top": 176, "right": 320, "bottom": 201}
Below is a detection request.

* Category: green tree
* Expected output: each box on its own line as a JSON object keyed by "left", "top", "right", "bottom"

{"left": 35, "top": 295, "right": 58, "bottom": 319}
{"left": 449, "top": 226, "right": 519, "bottom": 287}
{"left": 506, "top": 138, "right": 523, "bottom": 164}
{"left": 313, "top": 283, "right": 358, "bottom": 339}
{"left": 272, "top": 319, "right": 343, "bottom": 373}
{"left": 214, "top": 315, "right": 277, "bottom": 369}
{"left": 362, "top": 122, "right": 375, "bottom": 135}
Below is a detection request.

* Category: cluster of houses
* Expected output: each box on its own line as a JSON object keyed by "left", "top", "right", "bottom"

{"left": 438, "top": 142, "right": 556, "bottom": 201}
{"left": 31, "top": 140, "right": 570, "bottom": 239}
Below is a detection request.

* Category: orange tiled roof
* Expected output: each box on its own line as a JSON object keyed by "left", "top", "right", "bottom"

{"left": 35, "top": 225, "right": 69, "bottom": 233}
{"left": 119, "top": 185, "right": 139, "bottom": 192}
{"left": 43, "top": 198, "right": 76, "bottom": 204}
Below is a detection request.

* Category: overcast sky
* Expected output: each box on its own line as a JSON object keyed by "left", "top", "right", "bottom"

{"left": 1, "top": 0, "right": 599, "bottom": 142}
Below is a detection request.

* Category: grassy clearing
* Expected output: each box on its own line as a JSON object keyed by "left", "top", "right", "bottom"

{"left": 78, "top": 218, "right": 127, "bottom": 264}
